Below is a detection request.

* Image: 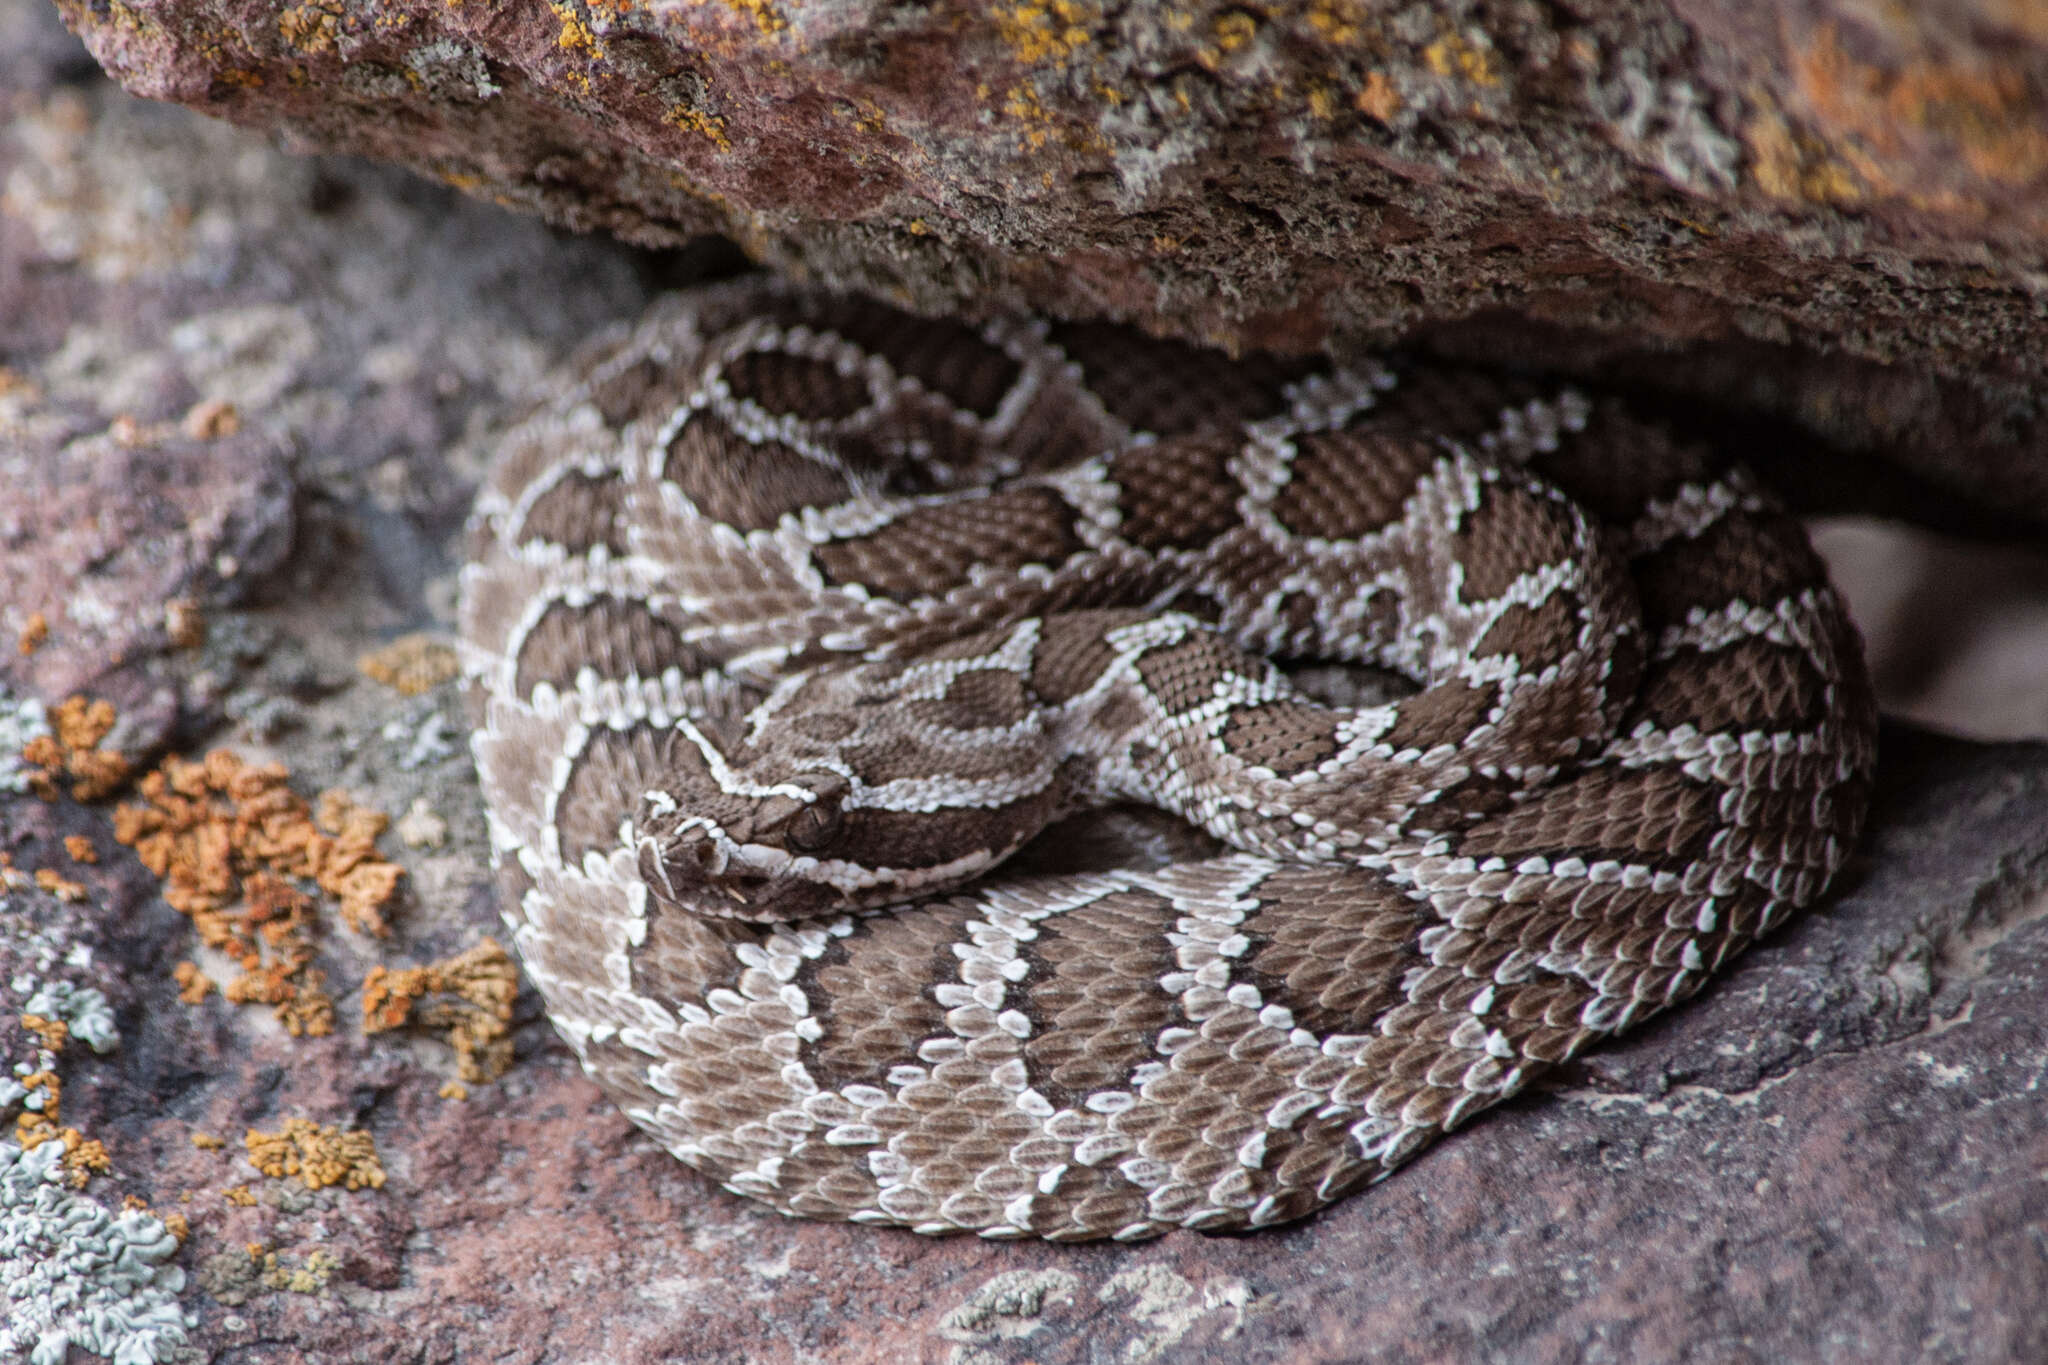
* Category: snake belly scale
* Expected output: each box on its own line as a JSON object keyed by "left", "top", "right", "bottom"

{"left": 458, "top": 279, "right": 1876, "bottom": 1241}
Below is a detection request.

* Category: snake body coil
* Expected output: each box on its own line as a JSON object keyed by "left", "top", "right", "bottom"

{"left": 459, "top": 280, "right": 1875, "bottom": 1241}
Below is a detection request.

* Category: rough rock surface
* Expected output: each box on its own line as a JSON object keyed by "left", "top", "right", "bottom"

{"left": 4, "top": 7, "right": 2047, "bottom": 1363}
{"left": 51, "top": 0, "right": 2048, "bottom": 540}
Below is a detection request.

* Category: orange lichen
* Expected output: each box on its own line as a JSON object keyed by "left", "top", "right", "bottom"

{"left": 356, "top": 633, "right": 460, "bottom": 697}
{"left": 277, "top": 1, "right": 343, "bottom": 52}
{"left": 33, "top": 868, "right": 88, "bottom": 902}
{"left": 1790, "top": 22, "right": 2048, "bottom": 191}
{"left": 17, "top": 610, "right": 48, "bottom": 655}
{"left": 361, "top": 938, "right": 517, "bottom": 1084}
{"left": 58, "top": 1129, "right": 112, "bottom": 1186}
{"left": 222, "top": 1184, "right": 256, "bottom": 1207}
{"left": 216, "top": 873, "right": 334, "bottom": 1037}
{"left": 19, "top": 1013, "right": 68, "bottom": 1051}
{"left": 244, "top": 1118, "right": 386, "bottom": 1192}
{"left": 191, "top": 1132, "right": 227, "bottom": 1150}
{"left": 10, "top": 1072, "right": 104, "bottom": 1184}
{"left": 174, "top": 961, "right": 216, "bottom": 1005}
{"left": 1356, "top": 70, "right": 1402, "bottom": 123}
{"left": 21, "top": 694, "right": 131, "bottom": 802}
{"left": 113, "top": 750, "right": 405, "bottom": 1035}
{"left": 64, "top": 833, "right": 98, "bottom": 864}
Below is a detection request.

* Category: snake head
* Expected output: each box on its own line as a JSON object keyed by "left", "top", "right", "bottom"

{"left": 634, "top": 765, "right": 866, "bottom": 922}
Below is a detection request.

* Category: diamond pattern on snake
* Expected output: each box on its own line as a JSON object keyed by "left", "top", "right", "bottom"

{"left": 458, "top": 278, "right": 1877, "bottom": 1241}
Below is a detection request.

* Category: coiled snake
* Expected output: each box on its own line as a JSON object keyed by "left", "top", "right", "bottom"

{"left": 459, "top": 279, "right": 1875, "bottom": 1241}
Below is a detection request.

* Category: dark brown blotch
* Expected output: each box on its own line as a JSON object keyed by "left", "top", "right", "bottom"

{"left": 718, "top": 349, "right": 872, "bottom": 423}
{"left": 1047, "top": 323, "right": 1322, "bottom": 435}
{"left": 1378, "top": 680, "right": 1501, "bottom": 754}
{"left": 814, "top": 487, "right": 1086, "bottom": 597}
{"left": 1631, "top": 636, "right": 1832, "bottom": 734}
{"left": 1472, "top": 592, "right": 1582, "bottom": 674}
{"left": 1634, "top": 506, "right": 1822, "bottom": 627}
{"left": 1270, "top": 431, "right": 1440, "bottom": 541}
{"left": 513, "top": 595, "right": 713, "bottom": 697}
{"left": 1217, "top": 699, "right": 1343, "bottom": 776}
{"left": 1450, "top": 482, "right": 1584, "bottom": 602}
{"left": 1017, "top": 888, "right": 1182, "bottom": 1102}
{"left": 518, "top": 468, "right": 630, "bottom": 556}
{"left": 664, "top": 408, "right": 856, "bottom": 530}
{"left": 1109, "top": 434, "right": 1243, "bottom": 551}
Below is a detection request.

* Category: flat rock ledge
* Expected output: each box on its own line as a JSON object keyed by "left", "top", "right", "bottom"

{"left": 52, "top": 2, "right": 2048, "bottom": 377}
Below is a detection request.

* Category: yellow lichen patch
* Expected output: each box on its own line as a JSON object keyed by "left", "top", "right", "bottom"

{"left": 259, "top": 1247, "right": 339, "bottom": 1293}
{"left": 245, "top": 1118, "right": 386, "bottom": 1192}
{"left": 1746, "top": 105, "right": 1868, "bottom": 206}
{"left": 64, "top": 833, "right": 98, "bottom": 864}
{"left": 362, "top": 938, "right": 517, "bottom": 1084}
{"left": 1306, "top": 0, "right": 1368, "bottom": 45}
{"left": 664, "top": 104, "right": 733, "bottom": 150}
{"left": 995, "top": 1, "right": 1094, "bottom": 66}
{"left": 1423, "top": 31, "right": 1499, "bottom": 88}
{"left": 11, "top": 1073, "right": 104, "bottom": 1185}
{"left": 191, "top": 1132, "right": 227, "bottom": 1151}
{"left": 21, "top": 694, "right": 131, "bottom": 802}
{"left": 174, "top": 960, "right": 216, "bottom": 1004}
{"left": 437, "top": 1080, "right": 468, "bottom": 1101}
{"left": 13, "top": 1070, "right": 59, "bottom": 1147}
{"left": 356, "top": 632, "right": 460, "bottom": 696}
{"left": 58, "top": 1129, "right": 112, "bottom": 1187}
{"left": 223, "top": 1184, "right": 256, "bottom": 1207}
{"left": 17, "top": 610, "right": 47, "bottom": 655}
{"left": 711, "top": 0, "right": 787, "bottom": 38}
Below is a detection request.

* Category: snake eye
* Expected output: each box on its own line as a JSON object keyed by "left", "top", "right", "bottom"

{"left": 785, "top": 796, "right": 844, "bottom": 854}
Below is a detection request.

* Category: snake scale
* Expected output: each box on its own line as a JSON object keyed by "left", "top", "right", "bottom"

{"left": 458, "top": 278, "right": 1877, "bottom": 1241}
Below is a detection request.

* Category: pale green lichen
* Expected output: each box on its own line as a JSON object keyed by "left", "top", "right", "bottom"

{"left": 0, "top": 1139, "right": 193, "bottom": 1365}
{"left": 22, "top": 980, "right": 119, "bottom": 1055}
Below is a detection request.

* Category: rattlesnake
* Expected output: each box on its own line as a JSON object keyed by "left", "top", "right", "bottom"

{"left": 458, "top": 278, "right": 1876, "bottom": 1241}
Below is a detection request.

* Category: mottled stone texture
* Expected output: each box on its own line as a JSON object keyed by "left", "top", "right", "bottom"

{"left": 50, "top": 1, "right": 2048, "bottom": 369}
{"left": 4, "top": 5, "right": 2047, "bottom": 1362}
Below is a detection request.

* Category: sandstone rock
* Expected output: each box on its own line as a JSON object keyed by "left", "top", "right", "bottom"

{"left": 4, "top": 8, "right": 2046, "bottom": 1362}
